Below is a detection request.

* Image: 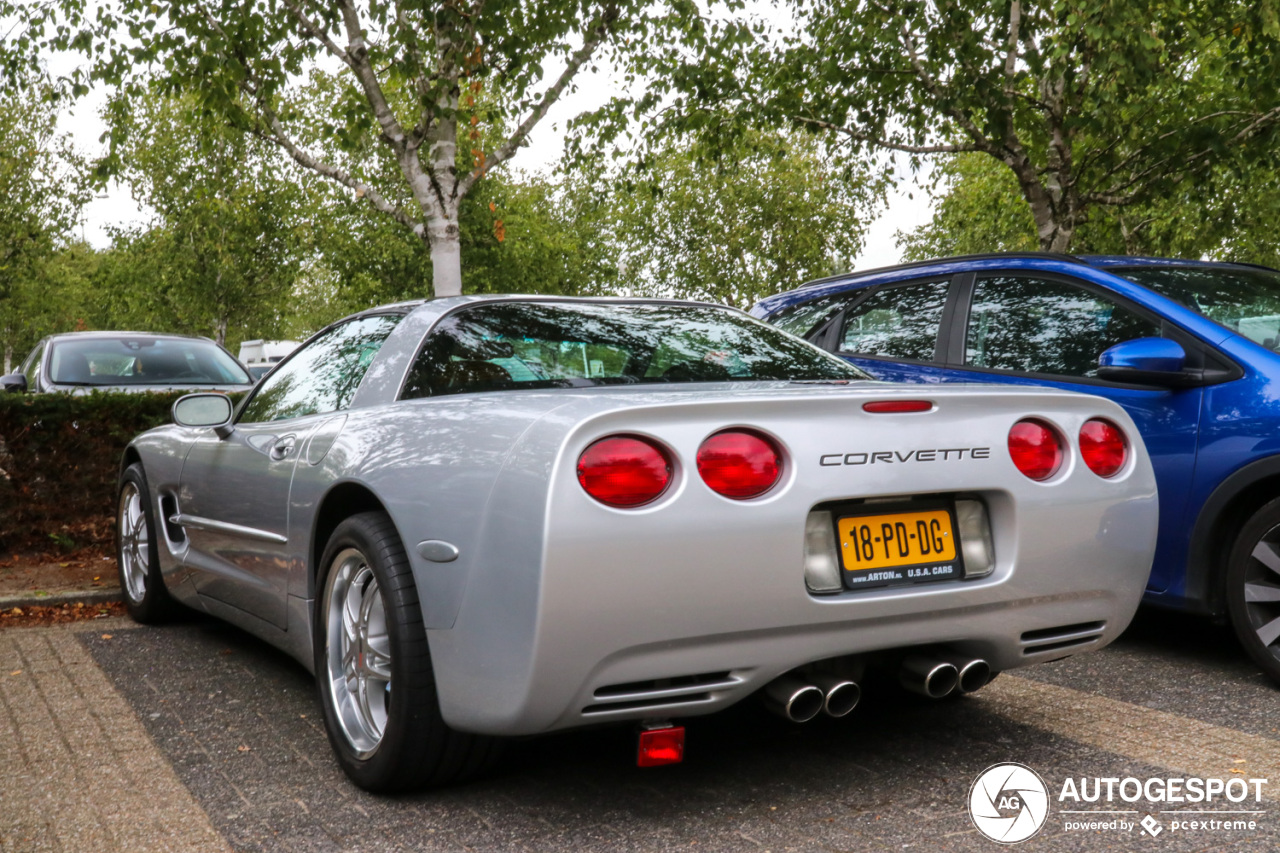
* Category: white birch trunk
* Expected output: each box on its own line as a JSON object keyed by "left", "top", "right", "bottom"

{"left": 429, "top": 223, "right": 463, "bottom": 297}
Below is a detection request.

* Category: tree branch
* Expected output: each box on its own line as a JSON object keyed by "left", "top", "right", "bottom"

{"left": 337, "top": 0, "right": 409, "bottom": 153}
{"left": 458, "top": 3, "right": 619, "bottom": 196}
{"left": 254, "top": 110, "right": 425, "bottom": 237}
{"left": 279, "top": 0, "right": 351, "bottom": 67}
{"left": 1004, "top": 0, "right": 1021, "bottom": 81}
{"left": 895, "top": 19, "right": 999, "bottom": 156}
{"left": 793, "top": 115, "right": 980, "bottom": 154}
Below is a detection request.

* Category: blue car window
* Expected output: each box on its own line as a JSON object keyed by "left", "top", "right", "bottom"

{"left": 967, "top": 276, "right": 1160, "bottom": 377}
{"left": 1116, "top": 265, "right": 1280, "bottom": 347}
{"left": 838, "top": 280, "right": 949, "bottom": 360}
{"left": 239, "top": 314, "right": 402, "bottom": 422}
{"left": 768, "top": 292, "right": 849, "bottom": 338}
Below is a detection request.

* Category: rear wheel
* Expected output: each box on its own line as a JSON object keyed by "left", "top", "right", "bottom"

{"left": 314, "top": 511, "right": 500, "bottom": 791}
{"left": 116, "top": 463, "right": 177, "bottom": 623}
{"left": 1226, "top": 498, "right": 1280, "bottom": 685}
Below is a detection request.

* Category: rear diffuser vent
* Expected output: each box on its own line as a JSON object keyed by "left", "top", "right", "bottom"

{"left": 593, "top": 671, "right": 733, "bottom": 699}
{"left": 583, "top": 671, "right": 739, "bottom": 716}
{"left": 1020, "top": 621, "right": 1105, "bottom": 655}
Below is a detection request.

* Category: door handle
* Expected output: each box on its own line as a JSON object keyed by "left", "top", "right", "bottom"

{"left": 269, "top": 435, "right": 296, "bottom": 460}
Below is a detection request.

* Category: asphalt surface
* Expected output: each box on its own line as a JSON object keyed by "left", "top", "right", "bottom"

{"left": 3, "top": 608, "right": 1278, "bottom": 852}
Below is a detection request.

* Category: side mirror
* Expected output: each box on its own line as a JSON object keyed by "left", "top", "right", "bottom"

{"left": 0, "top": 373, "right": 28, "bottom": 393}
{"left": 1097, "top": 338, "right": 1203, "bottom": 387}
{"left": 173, "top": 393, "right": 235, "bottom": 438}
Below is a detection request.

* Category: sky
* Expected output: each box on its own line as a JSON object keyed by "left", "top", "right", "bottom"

{"left": 53, "top": 32, "right": 936, "bottom": 275}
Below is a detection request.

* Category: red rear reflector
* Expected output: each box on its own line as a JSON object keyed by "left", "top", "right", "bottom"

{"left": 577, "top": 435, "right": 672, "bottom": 507}
{"left": 1008, "top": 419, "right": 1063, "bottom": 481}
{"left": 1079, "top": 418, "right": 1128, "bottom": 478}
{"left": 637, "top": 726, "right": 685, "bottom": 767}
{"left": 862, "top": 400, "right": 932, "bottom": 413}
{"left": 696, "top": 430, "right": 782, "bottom": 499}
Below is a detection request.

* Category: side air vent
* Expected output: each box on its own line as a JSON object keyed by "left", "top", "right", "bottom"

{"left": 1020, "top": 621, "right": 1106, "bottom": 655}
{"left": 582, "top": 671, "right": 742, "bottom": 716}
{"left": 160, "top": 495, "right": 185, "bottom": 542}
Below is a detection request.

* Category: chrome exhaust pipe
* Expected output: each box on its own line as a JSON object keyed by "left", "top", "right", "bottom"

{"left": 811, "top": 672, "right": 861, "bottom": 718}
{"left": 898, "top": 655, "right": 959, "bottom": 698}
{"left": 940, "top": 654, "right": 992, "bottom": 694}
{"left": 762, "top": 675, "right": 825, "bottom": 722}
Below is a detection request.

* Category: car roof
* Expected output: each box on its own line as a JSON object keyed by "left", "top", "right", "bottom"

{"left": 799, "top": 253, "right": 1280, "bottom": 291}
{"left": 45, "top": 331, "right": 219, "bottom": 344}
{"left": 1076, "top": 255, "right": 1280, "bottom": 273}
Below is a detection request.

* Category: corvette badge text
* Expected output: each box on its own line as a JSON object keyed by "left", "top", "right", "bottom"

{"left": 967, "top": 763, "right": 1268, "bottom": 844}
{"left": 820, "top": 447, "right": 991, "bottom": 466}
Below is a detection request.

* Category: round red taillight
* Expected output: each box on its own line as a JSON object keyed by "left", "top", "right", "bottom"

{"left": 696, "top": 430, "right": 782, "bottom": 499}
{"left": 1079, "top": 418, "right": 1127, "bottom": 478}
{"left": 577, "top": 436, "right": 672, "bottom": 507}
{"left": 1008, "top": 419, "right": 1063, "bottom": 481}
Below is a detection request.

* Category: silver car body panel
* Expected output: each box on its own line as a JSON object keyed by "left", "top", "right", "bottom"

{"left": 124, "top": 296, "right": 1159, "bottom": 736}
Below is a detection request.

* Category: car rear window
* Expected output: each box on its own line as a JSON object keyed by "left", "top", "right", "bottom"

{"left": 48, "top": 337, "right": 251, "bottom": 386}
{"left": 401, "top": 301, "right": 868, "bottom": 399}
{"left": 1115, "top": 265, "right": 1280, "bottom": 347}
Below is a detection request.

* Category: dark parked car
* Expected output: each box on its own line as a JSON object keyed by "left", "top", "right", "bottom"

{"left": 1, "top": 332, "right": 254, "bottom": 394}
{"left": 754, "top": 253, "right": 1280, "bottom": 683}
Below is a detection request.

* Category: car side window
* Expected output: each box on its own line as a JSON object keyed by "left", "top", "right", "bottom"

{"left": 768, "top": 292, "right": 849, "bottom": 339}
{"left": 838, "top": 280, "right": 950, "bottom": 361}
{"left": 238, "top": 314, "right": 402, "bottom": 423}
{"left": 19, "top": 342, "right": 44, "bottom": 386}
{"left": 966, "top": 276, "right": 1162, "bottom": 377}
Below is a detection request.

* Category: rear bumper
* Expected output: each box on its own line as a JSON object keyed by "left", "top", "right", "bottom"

{"left": 429, "top": 483, "right": 1154, "bottom": 736}
{"left": 424, "top": 388, "right": 1158, "bottom": 736}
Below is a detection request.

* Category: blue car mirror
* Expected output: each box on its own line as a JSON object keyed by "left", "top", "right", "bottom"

{"left": 1097, "top": 338, "right": 1203, "bottom": 387}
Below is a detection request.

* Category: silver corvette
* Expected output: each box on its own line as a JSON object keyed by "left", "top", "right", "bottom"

{"left": 116, "top": 296, "right": 1158, "bottom": 791}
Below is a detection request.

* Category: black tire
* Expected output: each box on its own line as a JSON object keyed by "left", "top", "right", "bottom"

{"left": 314, "top": 511, "right": 501, "bottom": 792}
{"left": 1226, "top": 497, "right": 1280, "bottom": 685}
{"left": 115, "top": 463, "right": 178, "bottom": 623}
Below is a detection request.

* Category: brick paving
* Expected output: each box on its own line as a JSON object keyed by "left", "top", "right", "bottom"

{"left": 0, "top": 619, "right": 230, "bottom": 852}
{"left": 0, "top": 608, "right": 1277, "bottom": 852}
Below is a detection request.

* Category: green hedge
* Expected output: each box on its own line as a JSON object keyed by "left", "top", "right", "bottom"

{"left": 0, "top": 391, "right": 194, "bottom": 555}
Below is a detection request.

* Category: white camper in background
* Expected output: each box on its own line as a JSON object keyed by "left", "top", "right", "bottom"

{"left": 238, "top": 339, "right": 300, "bottom": 379}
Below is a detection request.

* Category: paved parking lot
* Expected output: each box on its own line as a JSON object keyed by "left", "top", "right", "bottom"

{"left": 3, "top": 609, "right": 1278, "bottom": 852}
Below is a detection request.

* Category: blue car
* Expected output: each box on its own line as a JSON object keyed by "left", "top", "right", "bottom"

{"left": 753, "top": 253, "right": 1280, "bottom": 683}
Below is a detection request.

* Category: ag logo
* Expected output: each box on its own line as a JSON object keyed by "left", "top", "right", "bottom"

{"left": 968, "top": 763, "right": 1050, "bottom": 844}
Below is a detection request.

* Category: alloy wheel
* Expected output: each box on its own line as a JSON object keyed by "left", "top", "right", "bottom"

{"left": 117, "top": 482, "right": 150, "bottom": 602}
{"left": 323, "top": 548, "right": 392, "bottom": 758}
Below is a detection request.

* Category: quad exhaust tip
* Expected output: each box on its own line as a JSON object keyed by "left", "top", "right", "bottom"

{"left": 953, "top": 657, "right": 992, "bottom": 694}
{"left": 764, "top": 676, "right": 826, "bottom": 723}
{"left": 899, "top": 653, "right": 991, "bottom": 698}
{"left": 899, "top": 655, "right": 960, "bottom": 698}
{"left": 763, "top": 673, "right": 862, "bottom": 722}
{"left": 811, "top": 672, "right": 861, "bottom": 718}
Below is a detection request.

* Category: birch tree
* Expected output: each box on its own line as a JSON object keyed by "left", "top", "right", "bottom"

{"left": 690, "top": 0, "right": 1280, "bottom": 253}
{"left": 9, "top": 0, "right": 708, "bottom": 298}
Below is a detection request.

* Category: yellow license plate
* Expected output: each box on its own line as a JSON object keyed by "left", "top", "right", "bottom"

{"left": 838, "top": 508, "right": 957, "bottom": 572}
